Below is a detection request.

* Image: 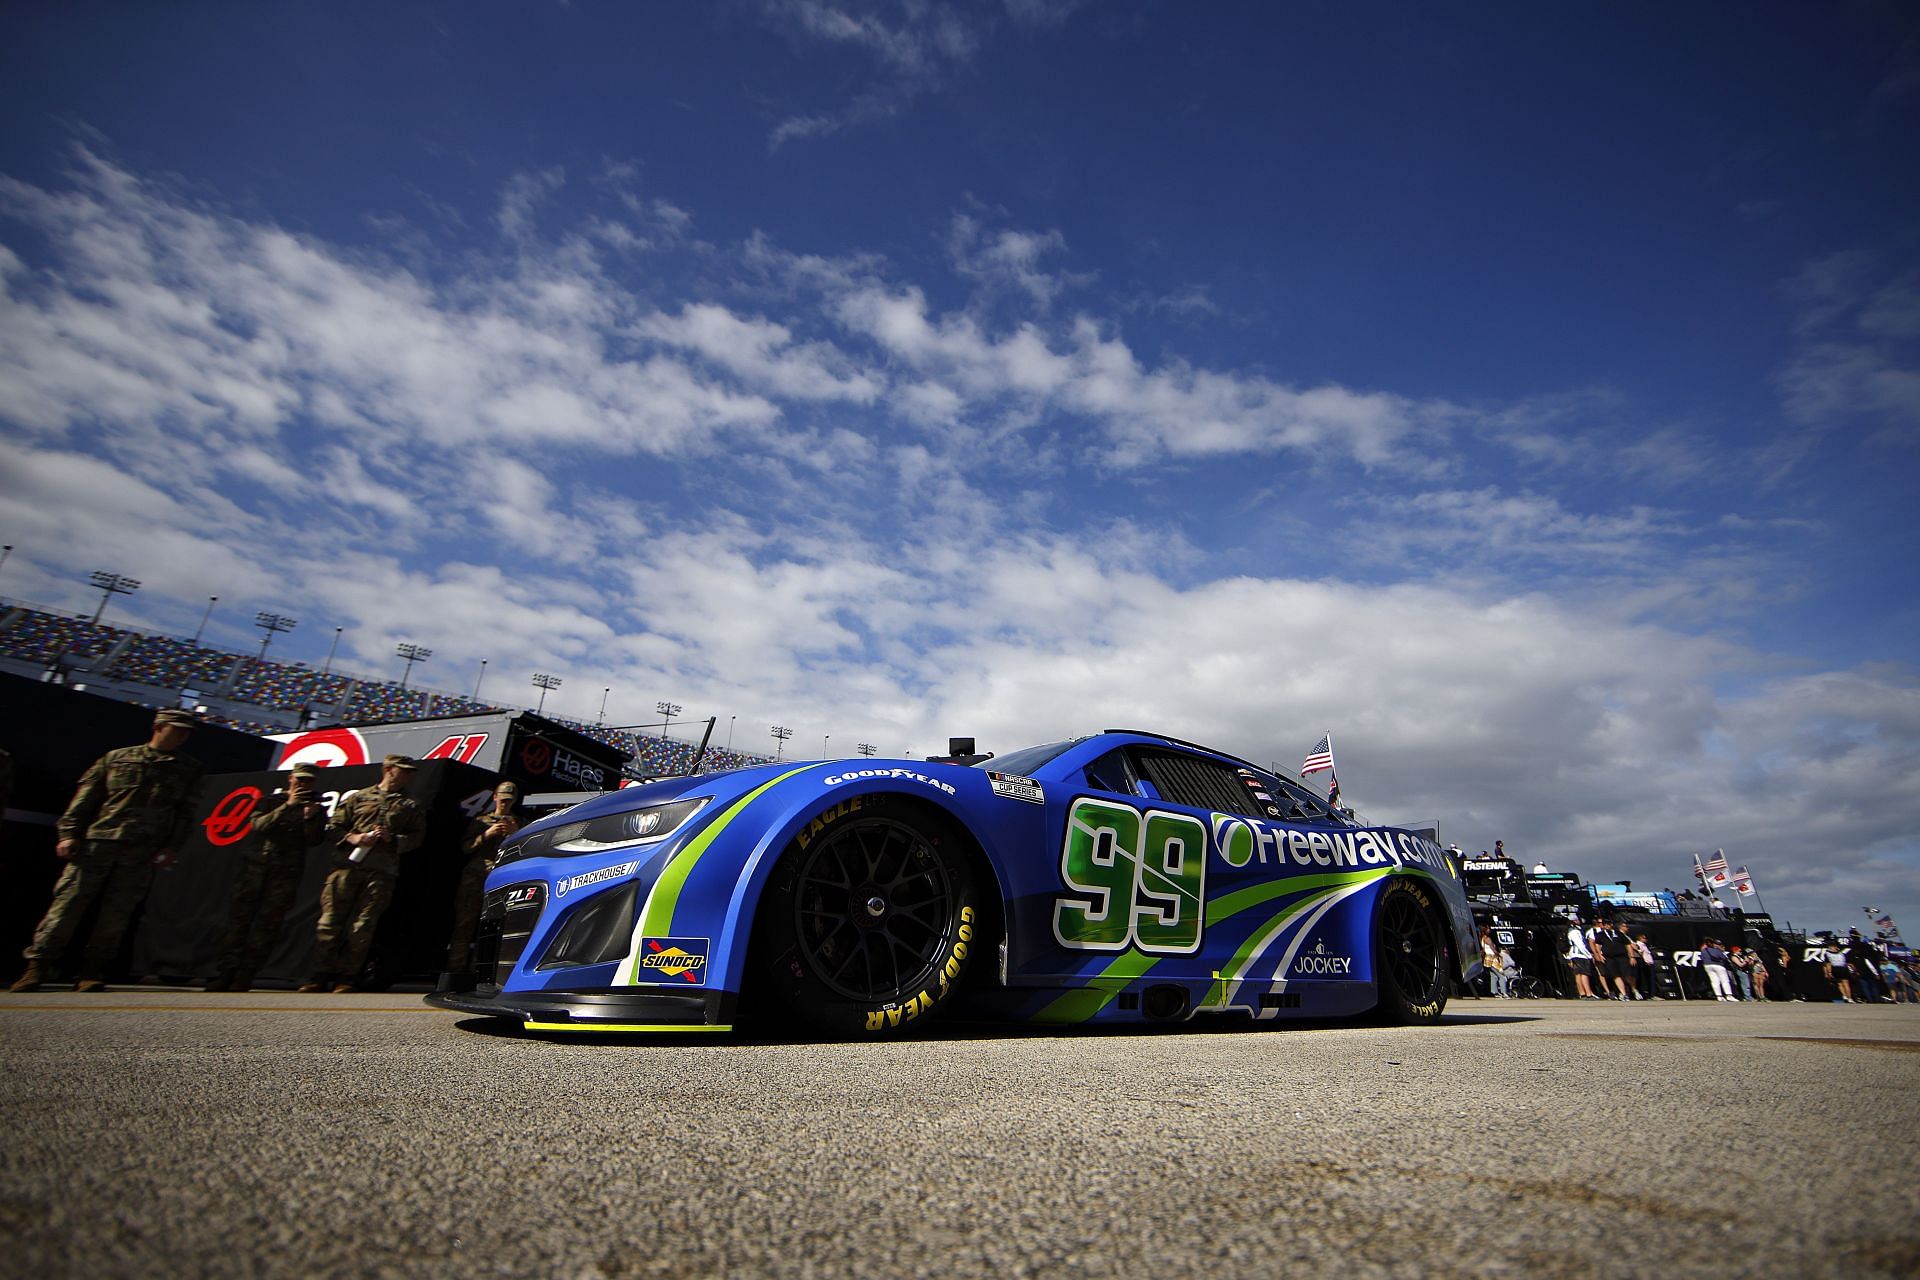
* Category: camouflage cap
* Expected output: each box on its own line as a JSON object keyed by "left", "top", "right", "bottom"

{"left": 153, "top": 709, "right": 197, "bottom": 729}
{"left": 383, "top": 753, "right": 419, "bottom": 770}
{"left": 494, "top": 780, "right": 520, "bottom": 798}
{"left": 288, "top": 763, "right": 322, "bottom": 780}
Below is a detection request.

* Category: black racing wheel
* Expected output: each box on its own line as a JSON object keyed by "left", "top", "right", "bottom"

{"left": 1371, "top": 878, "right": 1449, "bottom": 1024}
{"left": 759, "top": 798, "right": 978, "bottom": 1035}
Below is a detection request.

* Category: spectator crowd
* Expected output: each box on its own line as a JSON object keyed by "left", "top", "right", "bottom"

{"left": 1475, "top": 918, "right": 1917, "bottom": 1004}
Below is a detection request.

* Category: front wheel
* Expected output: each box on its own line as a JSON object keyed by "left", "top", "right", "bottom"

{"left": 1371, "top": 878, "right": 1449, "bottom": 1024}
{"left": 758, "top": 798, "right": 978, "bottom": 1035}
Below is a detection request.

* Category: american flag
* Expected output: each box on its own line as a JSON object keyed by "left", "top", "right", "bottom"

{"left": 1704, "top": 850, "right": 1729, "bottom": 874}
{"left": 1301, "top": 734, "right": 1335, "bottom": 776}
{"left": 1733, "top": 869, "right": 1755, "bottom": 897}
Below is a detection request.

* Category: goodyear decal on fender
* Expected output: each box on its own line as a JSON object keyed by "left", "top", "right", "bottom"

{"left": 636, "top": 936, "right": 710, "bottom": 985}
{"left": 614, "top": 765, "right": 819, "bottom": 986}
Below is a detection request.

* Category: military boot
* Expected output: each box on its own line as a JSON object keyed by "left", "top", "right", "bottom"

{"left": 8, "top": 965, "right": 43, "bottom": 993}
{"left": 74, "top": 979, "right": 108, "bottom": 993}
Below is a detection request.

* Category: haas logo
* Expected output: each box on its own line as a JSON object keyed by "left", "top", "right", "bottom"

{"left": 203, "top": 787, "right": 262, "bottom": 847}
{"left": 520, "top": 740, "right": 553, "bottom": 775}
{"left": 275, "top": 727, "right": 370, "bottom": 770}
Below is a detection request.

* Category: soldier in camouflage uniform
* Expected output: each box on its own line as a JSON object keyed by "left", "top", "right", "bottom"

{"left": 11, "top": 709, "right": 203, "bottom": 992}
{"left": 205, "top": 762, "right": 328, "bottom": 992}
{"left": 300, "top": 753, "right": 425, "bottom": 993}
{"left": 445, "top": 779, "right": 521, "bottom": 973}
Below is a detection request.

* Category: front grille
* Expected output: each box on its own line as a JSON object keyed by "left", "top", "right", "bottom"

{"left": 479, "top": 881, "right": 546, "bottom": 985}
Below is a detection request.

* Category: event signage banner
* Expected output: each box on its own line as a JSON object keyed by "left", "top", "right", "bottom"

{"left": 267, "top": 711, "right": 628, "bottom": 794}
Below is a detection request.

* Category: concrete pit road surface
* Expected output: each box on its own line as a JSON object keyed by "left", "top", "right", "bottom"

{"left": 0, "top": 990, "right": 1916, "bottom": 1279}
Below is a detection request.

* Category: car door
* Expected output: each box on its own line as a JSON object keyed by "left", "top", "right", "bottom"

{"left": 1033, "top": 744, "right": 1271, "bottom": 983}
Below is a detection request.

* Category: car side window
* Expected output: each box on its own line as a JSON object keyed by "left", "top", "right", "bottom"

{"left": 1268, "top": 776, "right": 1333, "bottom": 821}
{"left": 1081, "top": 749, "right": 1137, "bottom": 796}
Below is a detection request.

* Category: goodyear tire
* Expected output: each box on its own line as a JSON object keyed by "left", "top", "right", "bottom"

{"left": 760, "top": 796, "right": 978, "bottom": 1036}
{"left": 1371, "top": 877, "right": 1449, "bottom": 1025}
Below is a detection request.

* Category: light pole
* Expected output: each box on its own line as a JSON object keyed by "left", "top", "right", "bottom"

{"left": 88, "top": 571, "right": 141, "bottom": 625}
{"left": 473, "top": 658, "right": 489, "bottom": 701}
{"left": 531, "top": 673, "right": 562, "bottom": 714}
{"left": 770, "top": 724, "right": 792, "bottom": 759}
{"left": 192, "top": 595, "right": 218, "bottom": 644}
{"left": 395, "top": 642, "right": 432, "bottom": 688}
{"left": 726, "top": 715, "right": 735, "bottom": 750}
{"left": 321, "top": 626, "right": 343, "bottom": 676}
{"left": 598, "top": 687, "right": 611, "bottom": 725}
{"left": 254, "top": 611, "right": 297, "bottom": 659}
{"left": 822, "top": 734, "right": 830, "bottom": 757}
{"left": 857, "top": 743, "right": 876, "bottom": 757}
{"left": 656, "top": 701, "right": 681, "bottom": 738}
{"left": 0, "top": 545, "right": 11, "bottom": 582}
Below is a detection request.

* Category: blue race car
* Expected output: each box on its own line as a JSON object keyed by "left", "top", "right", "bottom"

{"left": 426, "top": 729, "right": 1479, "bottom": 1035}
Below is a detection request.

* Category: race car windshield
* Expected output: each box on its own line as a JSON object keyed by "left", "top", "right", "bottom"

{"left": 979, "top": 740, "right": 1075, "bottom": 776}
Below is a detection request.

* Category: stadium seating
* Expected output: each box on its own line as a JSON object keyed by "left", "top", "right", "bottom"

{"left": 1, "top": 605, "right": 776, "bottom": 774}
{"left": 107, "top": 634, "right": 239, "bottom": 689}
{"left": 0, "top": 610, "right": 126, "bottom": 663}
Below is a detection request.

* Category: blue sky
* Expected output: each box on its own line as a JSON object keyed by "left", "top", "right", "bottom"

{"left": 2, "top": 1, "right": 1916, "bottom": 935}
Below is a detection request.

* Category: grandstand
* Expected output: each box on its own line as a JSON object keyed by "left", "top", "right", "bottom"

{"left": 228, "top": 658, "right": 353, "bottom": 714}
{"left": 0, "top": 601, "right": 774, "bottom": 777}
{"left": 0, "top": 607, "right": 127, "bottom": 667}
{"left": 111, "top": 634, "right": 242, "bottom": 690}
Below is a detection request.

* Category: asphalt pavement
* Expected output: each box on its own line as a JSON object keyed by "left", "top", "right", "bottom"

{"left": 0, "top": 990, "right": 1915, "bottom": 1278}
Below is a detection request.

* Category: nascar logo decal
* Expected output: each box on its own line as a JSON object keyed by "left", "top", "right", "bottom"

{"left": 638, "top": 937, "right": 710, "bottom": 985}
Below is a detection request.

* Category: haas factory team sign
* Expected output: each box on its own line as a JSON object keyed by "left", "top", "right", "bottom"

{"left": 268, "top": 711, "right": 625, "bottom": 793}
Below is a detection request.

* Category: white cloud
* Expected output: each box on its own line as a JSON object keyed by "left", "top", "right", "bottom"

{"left": 762, "top": 1, "right": 986, "bottom": 147}
{"left": 496, "top": 167, "right": 566, "bottom": 240}
{"left": 632, "top": 303, "right": 883, "bottom": 403}
{"left": 1777, "top": 252, "right": 1920, "bottom": 444}
{"left": 947, "top": 214, "right": 1085, "bottom": 310}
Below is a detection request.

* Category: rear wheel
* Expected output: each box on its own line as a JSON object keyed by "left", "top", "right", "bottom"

{"left": 759, "top": 797, "right": 978, "bottom": 1035}
{"left": 1372, "top": 878, "right": 1449, "bottom": 1024}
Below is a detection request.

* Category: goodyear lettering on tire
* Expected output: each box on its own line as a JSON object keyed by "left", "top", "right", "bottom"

{"left": 864, "top": 906, "right": 974, "bottom": 1033}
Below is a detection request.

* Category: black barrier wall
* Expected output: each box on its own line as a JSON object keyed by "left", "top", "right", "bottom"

{"left": 131, "top": 758, "right": 500, "bottom": 986}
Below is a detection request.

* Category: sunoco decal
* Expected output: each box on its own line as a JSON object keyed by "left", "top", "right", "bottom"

{"left": 637, "top": 936, "right": 709, "bottom": 985}
{"left": 822, "top": 767, "right": 957, "bottom": 795}
{"left": 554, "top": 860, "right": 641, "bottom": 898}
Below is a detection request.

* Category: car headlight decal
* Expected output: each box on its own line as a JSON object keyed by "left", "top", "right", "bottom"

{"left": 496, "top": 797, "right": 712, "bottom": 865}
